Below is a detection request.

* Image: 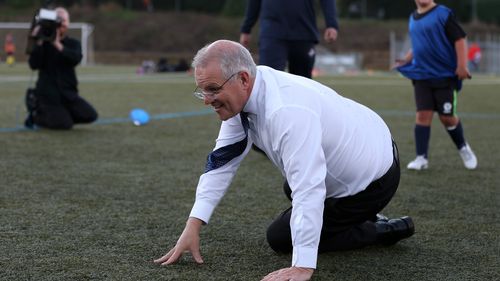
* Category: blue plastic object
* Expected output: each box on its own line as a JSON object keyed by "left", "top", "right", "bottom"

{"left": 129, "top": 108, "right": 150, "bottom": 126}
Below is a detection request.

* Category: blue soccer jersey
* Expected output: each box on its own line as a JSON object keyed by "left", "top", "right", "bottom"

{"left": 398, "top": 5, "right": 466, "bottom": 81}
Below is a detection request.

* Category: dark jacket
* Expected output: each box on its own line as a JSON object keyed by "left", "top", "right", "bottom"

{"left": 241, "top": 0, "right": 338, "bottom": 43}
{"left": 28, "top": 37, "right": 82, "bottom": 103}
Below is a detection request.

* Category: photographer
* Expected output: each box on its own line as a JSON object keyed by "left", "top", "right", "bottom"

{"left": 26, "top": 7, "right": 97, "bottom": 130}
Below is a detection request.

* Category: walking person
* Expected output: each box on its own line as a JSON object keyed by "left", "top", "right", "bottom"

{"left": 395, "top": 0, "right": 477, "bottom": 170}
{"left": 240, "top": 0, "right": 339, "bottom": 78}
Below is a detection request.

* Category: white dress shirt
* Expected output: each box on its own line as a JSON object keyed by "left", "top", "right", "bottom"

{"left": 190, "top": 66, "right": 394, "bottom": 268}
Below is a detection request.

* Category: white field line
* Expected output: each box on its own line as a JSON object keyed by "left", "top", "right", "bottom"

{"left": 1, "top": 74, "right": 500, "bottom": 86}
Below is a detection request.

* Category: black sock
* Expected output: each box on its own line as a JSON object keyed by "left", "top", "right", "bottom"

{"left": 446, "top": 121, "right": 466, "bottom": 149}
{"left": 415, "top": 125, "right": 430, "bottom": 158}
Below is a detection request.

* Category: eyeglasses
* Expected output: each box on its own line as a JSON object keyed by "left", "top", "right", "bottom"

{"left": 193, "top": 72, "right": 238, "bottom": 100}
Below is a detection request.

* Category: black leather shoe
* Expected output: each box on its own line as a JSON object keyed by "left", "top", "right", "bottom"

{"left": 375, "top": 216, "right": 415, "bottom": 246}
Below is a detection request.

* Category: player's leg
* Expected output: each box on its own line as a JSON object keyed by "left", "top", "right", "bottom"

{"left": 435, "top": 81, "right": 477, "bottom": 169}
{"left": 408, "top": 80, "right": 434, "bottom": 170}
{"left": 287, "top": 41, "right": 315, "bottom": 78}
{"left": 258, "top": 38, "right": 287, "bottom": 71}
{"left": 6, "top": 54, "right": 15, "bottom": 66}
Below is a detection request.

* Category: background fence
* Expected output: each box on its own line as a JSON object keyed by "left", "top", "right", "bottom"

{"left": 390, "top": 31, "right": 500, "bottom": 75}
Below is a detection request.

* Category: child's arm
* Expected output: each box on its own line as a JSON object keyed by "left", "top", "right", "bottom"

{"left": 455, "top": 38, "right": 471, "bottom": 79}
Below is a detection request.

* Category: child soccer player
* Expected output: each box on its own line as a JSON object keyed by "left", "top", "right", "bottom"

{"left": 4, "top": 33, "right": 16, "bottom": 66}
{"left": 395, "top": 0, "right": 477, "bottom": 170}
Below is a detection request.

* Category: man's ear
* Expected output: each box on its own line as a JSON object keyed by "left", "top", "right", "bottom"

{"left": 239, "top": 71, "right": 251, "bottom": 88}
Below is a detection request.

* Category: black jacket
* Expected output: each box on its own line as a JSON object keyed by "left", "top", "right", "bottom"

{"left": 241, "top": 0, "right": 338, "bottom": 43}
{"left": 29, "top": 37, "right": 82, "bottom": 103}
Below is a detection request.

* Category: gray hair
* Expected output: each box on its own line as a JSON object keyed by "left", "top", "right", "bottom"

{"left": 55, "top": 7, "right": 70, "bottom": 22}
{"left": 192, "top": 40, "right": 256, "bottom": 79}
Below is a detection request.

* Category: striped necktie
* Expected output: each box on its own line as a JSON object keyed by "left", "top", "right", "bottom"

{"left": 204, "top": 112, "right": 249, "bottom": 173}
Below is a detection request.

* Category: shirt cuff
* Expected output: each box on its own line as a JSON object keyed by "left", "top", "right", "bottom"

{"left": 189, "top": 200, "right": 216, "bottom": 224}
{"left": 292, "top": 246, "right": 318, "bottom": 269}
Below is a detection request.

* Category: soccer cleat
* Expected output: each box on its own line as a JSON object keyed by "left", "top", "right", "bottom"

{"left": 459, "top": 143, "right": 477, "bottom": 170}
{"left": 407, "top": 155, "right": 428, "bottom": 170}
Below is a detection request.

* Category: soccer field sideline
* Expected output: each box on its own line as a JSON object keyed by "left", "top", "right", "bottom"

{"left": 2, "top": 65, "right": 500, "bottom": 134}
{"left": 1, "top": 66, "right": 500, "bottom": 85}
{"left": 2, "top": 107, "right": 500, "bottom": 134}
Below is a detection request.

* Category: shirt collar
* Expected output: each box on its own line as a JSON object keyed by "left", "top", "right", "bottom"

{"left": 243, "top": 66, "right": 263, "bottom": 115}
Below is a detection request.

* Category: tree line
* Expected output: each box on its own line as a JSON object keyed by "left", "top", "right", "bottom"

{"left": 1, "top": 0, "right": 499, "bottom": 24}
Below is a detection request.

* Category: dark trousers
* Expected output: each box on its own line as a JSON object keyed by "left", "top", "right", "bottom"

{"left": 259, "top": 38, "right": 316, "bottom": 78}
{"left": 33, "top": 96, "right": 98, "bottom": 130}
{"left": 267, "top": 142, "right": 401, "bottom": 252}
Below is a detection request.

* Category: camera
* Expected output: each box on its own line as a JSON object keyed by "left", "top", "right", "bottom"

{"left": 33, "top": 8, "right": 61, "bottom": 42}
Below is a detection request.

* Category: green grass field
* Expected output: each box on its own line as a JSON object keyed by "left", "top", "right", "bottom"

{"left": 1, "top": 64, "right": 499, "bottom": 280}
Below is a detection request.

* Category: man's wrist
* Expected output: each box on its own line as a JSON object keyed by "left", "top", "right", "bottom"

{"left": 296, "top": 267, "right": 314, "bottom": 272}
{"left": 186, "top": 217, "right": 204, "bottom": 231}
